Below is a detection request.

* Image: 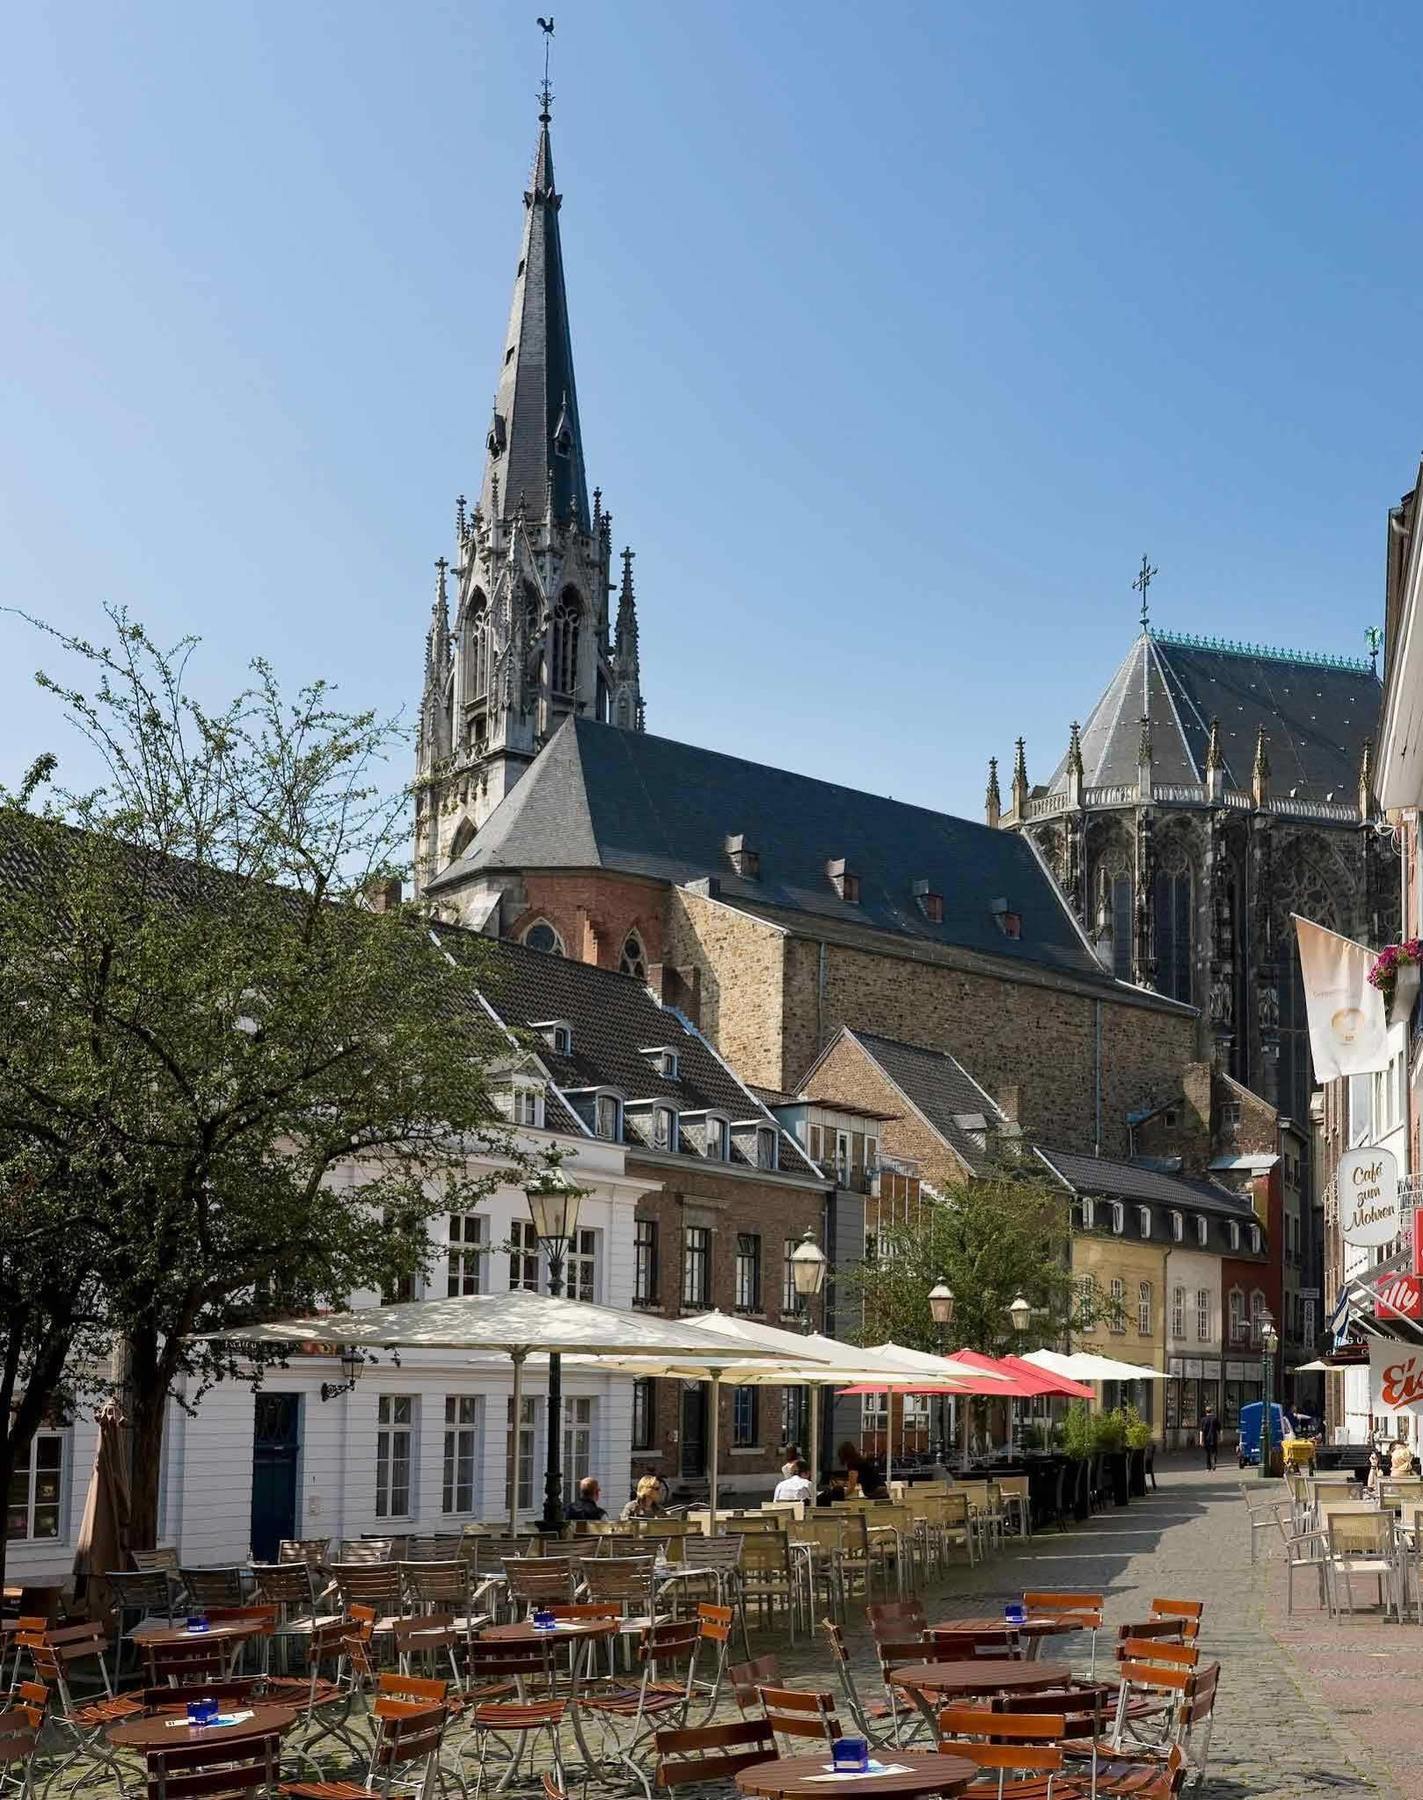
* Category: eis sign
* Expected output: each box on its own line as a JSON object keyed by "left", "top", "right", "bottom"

{"left": 1338, "top": 1146, "right": 1401, "bottom": 1249}
{"left": 1370, "top": 1338, "right": 1423, "bottom": 1413}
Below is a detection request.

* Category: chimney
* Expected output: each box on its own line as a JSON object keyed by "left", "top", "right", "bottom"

{"left": 362, "top": 875, "right": 404, "bottom": 913}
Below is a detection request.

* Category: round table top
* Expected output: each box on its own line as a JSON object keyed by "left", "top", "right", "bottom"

{"left": 108, "top": 1703, "right": 298, "bottom": 1751}
{"left": 736, "top": 1750, "right": 977, "bottom": 1799}
{"left": 127, "top": 1621, "right": 261, "bottom": 1648}
{"left": 890, "top": 1659, "right": 1073, "bottom": 1698}
{"left": 483, "top": 1618, "right": 618, "bottom": 1643}
{"left": 930, "top": 1616, "right": 1066, "bottom": 1640}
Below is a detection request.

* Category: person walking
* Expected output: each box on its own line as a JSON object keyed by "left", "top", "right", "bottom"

{"left": 1200, "top": 1405, "right": 1220, "bottom": 1472}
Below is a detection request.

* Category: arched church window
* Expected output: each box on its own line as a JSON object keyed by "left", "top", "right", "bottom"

{"left": 468, "top": 592, "right": 490, "bottom": 699}
{"left": 620, "top": 932, "right": 648, "bottom": 980}
{"left": 448, "top": 817, "right": 476, "bottom": 863}
{"left": 550, "top": 592, "right": 580, "bottom": 697}
{"left": 617, "top": 696, "right": 630, "bottom": 728}
{"left": 522, "top": 920, "right": 564, "bottom": 957}
{"left": 1152, "top": 862, "right": 1192, "bottom": 1003}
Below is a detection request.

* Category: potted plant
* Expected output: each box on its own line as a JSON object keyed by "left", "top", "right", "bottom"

{"left": 1369, "top": 939, "right": 1423, "bottom": 1028}
{"left": 1061, "top": 1402, "right": 1094, "bottom": 1520}
{"left": 1123, "top": 1405, "right": 1152, "bottom": 1496}
{"left": 1093, "top": 1408, "right": 1130, "bottom": 1505}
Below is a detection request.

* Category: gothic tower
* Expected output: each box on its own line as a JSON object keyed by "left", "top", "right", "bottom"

{"left": 414, "top": 89, "right": 644, "bottom": 892}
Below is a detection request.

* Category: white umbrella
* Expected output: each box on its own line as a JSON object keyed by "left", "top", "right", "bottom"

{"left": 1023, "top": 1348, "right": 1168, "bottom": 1383}
{"left": 198, "top": 1291, "right": 781, "bottom": 1531}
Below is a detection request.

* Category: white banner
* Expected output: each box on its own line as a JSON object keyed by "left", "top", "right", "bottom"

{"left": 1338, "top": 1146, "right": 1401, "bottom": 1248}
{"left": 1293, "top": 916, "right": 1389, "bottom": 1080}
{"left": 1370, "top": 1337, "right": 1423, "bottom": 1415}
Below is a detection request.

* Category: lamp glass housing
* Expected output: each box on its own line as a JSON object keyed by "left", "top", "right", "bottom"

{"left": 526, "top": 1176, "right": 584, "bottom": 1250}
{"left": 928, "top": 1280, "right": 956, "bottom": 1327}
{"left": 791, "top": 1231, "right": 827, "bottom": 1298}
{"left": 1007, "top": 1293, "right": 1031, "bottom": 1334}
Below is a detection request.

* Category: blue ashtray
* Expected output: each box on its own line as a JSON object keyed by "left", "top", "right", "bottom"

{"left": 186, "top": 1698, "right": 219, "bottom": 1725}
{"left": 531, "top": 1609, "right": 556, "bottom": 1631}
{"left": 185, "top": 1617, "right": 210, "bottom": 1634}
{"left": 1004, "top": 1603, "right": 1028, "bottom": 1626}
{"left": 831, "top": 1737, "right": 870, "bottom": 1773}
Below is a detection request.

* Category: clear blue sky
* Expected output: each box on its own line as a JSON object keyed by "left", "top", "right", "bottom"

{"left": 2, "top": 2, "right": 1420, "bottom": 820}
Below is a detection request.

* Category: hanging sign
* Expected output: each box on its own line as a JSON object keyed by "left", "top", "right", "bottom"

{"left": 1338, "top": 1146, "right": 1401, "bottom": 1248}
{"left": 1294, "top": 917, "right": 1389, "bottom": 1079}
{"left": 1374, "top": 1274, "right": 1423, "bottom": 1323}
{"left": 1370, "top": 1337, "right": 1423, "bottom": 1414}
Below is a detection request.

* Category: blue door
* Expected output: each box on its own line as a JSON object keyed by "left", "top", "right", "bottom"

{"left": 250, "top": 1393, "right": 301, "bottom": 1560}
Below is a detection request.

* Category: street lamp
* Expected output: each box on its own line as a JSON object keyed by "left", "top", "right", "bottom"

{"left": 320, "top": 1345, "right": 363, "bottom": 1404}
{"left": 928, "top": 1280, "right": 955, "bottom": 1463}
{"left": 524, "top": 1160, "right": 585, "bottom": 1532}
{"left": 790, "top": 1229, "right": 828, "bottom": 1481}
{"left": 1259, "top": 1310, "right": 1279, "bottom": 1484}
{"left": 790, "top": 1229, "right": 827, "bottom": 1333}
{"left": 1007, "top": 1294, "right": 1032, "bottom": 1335}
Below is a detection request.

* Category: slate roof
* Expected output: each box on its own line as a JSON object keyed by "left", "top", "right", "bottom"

{"left": 478, "top": 114, "right": 590, "bottom": 532}
{"left": 831, "top": 1029, "right": 1011, "bottom": 1172}
{"left": 439, "top": 928, "right": 819, "bottom": 1179}
{"left": 1034, "top": 1145, "right": 1257, "bottom": 1219}
{"left": 1044, "top": 630, "right": 1380, "bottom": 802}
{"left": 434, "top": 716, "right": 1145, "bottom": 995}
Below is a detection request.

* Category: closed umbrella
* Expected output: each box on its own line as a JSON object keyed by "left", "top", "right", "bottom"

{"left": 72, "top": 1401, "right": 130, "bottom": 1624}
{"left": 1000, "top": 1354, "right": 1095, "bottom": 1400}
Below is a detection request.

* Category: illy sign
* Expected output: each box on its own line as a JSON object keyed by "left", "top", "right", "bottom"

{"left": 1338, "top": 1146, "right": 1401, "bottom": 1249}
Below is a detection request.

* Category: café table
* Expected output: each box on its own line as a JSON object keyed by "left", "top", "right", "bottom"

{"left": 736, "top": 1749, "right": 977, "bottom": 1799}
{"left": 127, "top": 1620, "right": 267, "bottom": 1651}
{"left": 481, "top": 1618, "right": 619, "bottom": 1775}
{"left": 890, "top": 1659, "right": 1073, "bottom": 1736}
{"left": 107, "top": 1703, "right": 299, "bottom": 1753}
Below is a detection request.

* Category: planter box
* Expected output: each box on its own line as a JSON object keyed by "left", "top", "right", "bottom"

{"left": 1388, "top": 960, "right": 1421, "bottom": 1029}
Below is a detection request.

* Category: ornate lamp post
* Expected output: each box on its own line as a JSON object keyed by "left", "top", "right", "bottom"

{"left": 929, "top": 1279, "right": 955, "bottom": 1463}
{"left": 1259, "top": 1311, "right": 1279, "bottom": 1483}
{"left": 320, "top": 1346, "right": 362, "bottom": 1404}
{"left": 790, "top": 1229, "right": 828, "bottom": 1478}
{"left": 525, "top": 1162, "right": 585, "bottom": 1533}
{"left": 1006, "top": 1294, "right": 1031, "bottom": 1454}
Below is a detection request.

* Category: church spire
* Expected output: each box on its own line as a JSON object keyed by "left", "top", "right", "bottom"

{"left": 985, "top": 756, "right": 1002, "bottom": 829}
{"left": 1251, "top": 726, "right": 1271, "bottom": 807}
{"left": 612, "top": 546, "right": 645, "bottom": 732}
{"left": 479, "top": 81, "right": 589, "bottom": 532}
{"left": 1011, "top": 738, "right": 1029, "bottom": 816}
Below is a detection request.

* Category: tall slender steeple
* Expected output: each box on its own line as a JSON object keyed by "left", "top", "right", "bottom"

{"left": 479, "top": 83, "right": 589, "bottom": 531}
{"left": 611, "top": 546, "right": 645, "bottom": 732}
{"left": 413, "top": 47, "right": 651, "bottom": 900}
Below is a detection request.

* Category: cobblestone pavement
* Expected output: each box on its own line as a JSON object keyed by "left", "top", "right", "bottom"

{"left": 772, "top": 1460, "right": 1400, "bottom": 1800}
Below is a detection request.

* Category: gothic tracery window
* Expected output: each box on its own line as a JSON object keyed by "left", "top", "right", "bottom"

{"left": 468, "top": 592, "right": 490, "bottom": 699}
{"left": 1152, "top": 859, "right": 1193, "bottom": 1004}
{"left": 550, "top": 591, "right": 581, "bottom": 697}
{"left": 620, "top": 932, "right": 648, "bottom": 980}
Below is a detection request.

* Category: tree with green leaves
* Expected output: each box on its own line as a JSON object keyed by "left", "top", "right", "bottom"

{"left": 846, "top": 1168, "right": 1081, "bottom": 1357}
{"left": 0, "top": 610, "right": 517, "bottom": 1578}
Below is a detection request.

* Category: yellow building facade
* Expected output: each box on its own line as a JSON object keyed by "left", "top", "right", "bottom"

{"left": 1070, "top": 1233, "right": 1169, "bottom": 1438}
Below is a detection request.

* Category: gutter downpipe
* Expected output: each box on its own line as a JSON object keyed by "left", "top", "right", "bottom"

{"left": 1094, "top": 999, "right": 1103, "bottom": 1156}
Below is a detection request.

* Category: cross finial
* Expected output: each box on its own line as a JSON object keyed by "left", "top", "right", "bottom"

{"left": 536, "top": 16, "right": 555, "bottom": 122}
{"left": 1133, "top": 554, "right": 1157, "bottom": 631}
{"left": 1366, "top": 624, "right": 1383, "bottom": 675}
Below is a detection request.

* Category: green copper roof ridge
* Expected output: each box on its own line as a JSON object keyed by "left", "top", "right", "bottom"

{"left": 1152, "top": 628, "right": 1371, "bottom": 673}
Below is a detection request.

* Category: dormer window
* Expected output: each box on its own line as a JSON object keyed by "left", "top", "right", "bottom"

{"left": 1229, "top": 1222, "right": 1241, "bottom": 1252}
{"left": 1110, "top": 1201, "right": 1125, "bottom": 1235}
{"left": 532, "top": 1019, "right": 573, "bottom": 1055}
{"left": 756, "top": 1127, "right": 778, "bottom": 1171}
{"left": 1249, "top": 1225, "right": 1261, "bottom": 1254}
{"left": 641, "top": 1046, "right": 680, "bottom": 1081}
{"left": 912, "top": 880, "right": 943, "bottom": 924}
{"left": 1138, "top": 1206, "right": 1151, "bottom": 1239}
{"left": 727, "top": 834, "right": 760, "bottom": 880}
{"left": 652, "top": 1105, "right": 677, "bottom": 1152}
{"left": 1196, "top": 1216, "right": 1208, "bottom": 1247}
{"left": 1170, "top": 1210, "right": 1183, "bottom": 1243}
{"left": 991, "top": 898, "right": 1022, "bottom": 939}
{"left": 706, "top": 1116, "right": 728, "bottom": 1161}
{"left": 1080, "top": 1198, "right": 1095, "bottom": 1229}
{"left": 827, "top": 859, "right": 860, "bottom": 904}
{"left": 510, "top": 1084, "right": 545, "bottom": 1129}
{"left": 595, "top": 1094, "right": 622, "bottom": 1142}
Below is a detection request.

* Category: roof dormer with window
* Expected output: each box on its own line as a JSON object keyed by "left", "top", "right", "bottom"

{"left": 531, "top": 1019, "right": 574, "bottom": 1056}
{"left": 639, "top": 1046, "right": 680, "bottom": 1081}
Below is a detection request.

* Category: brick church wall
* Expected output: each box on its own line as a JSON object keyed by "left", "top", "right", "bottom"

{"left": 783, "top": 938, "right": 1195, "bottom": 1159}
{"left": 663, "top": 891, "right": 787, "bottom": 1089}
{"left": 800, "top": 1034, "right": 973, "bottom": 1187}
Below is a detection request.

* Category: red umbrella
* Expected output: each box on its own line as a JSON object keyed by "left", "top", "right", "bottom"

{"left": 946, "top": 1347, "right": 1044, "bottom": 1399}
{"left": 1001, "top": 1353, "right": 1094, "bottom": 1400}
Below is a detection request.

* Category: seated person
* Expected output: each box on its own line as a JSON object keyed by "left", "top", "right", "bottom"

{"left": 816, "top": 1475, "right": 847, "bottom": 1507}
{"left": 565, "top": 1475, "right": 606, "bottom": 1521}
{"left": 773, "top": 1459, "right": 814, "bottom": 1505}
{"left": 620, "top": 1474, "right": 666, "bottom": 1521}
